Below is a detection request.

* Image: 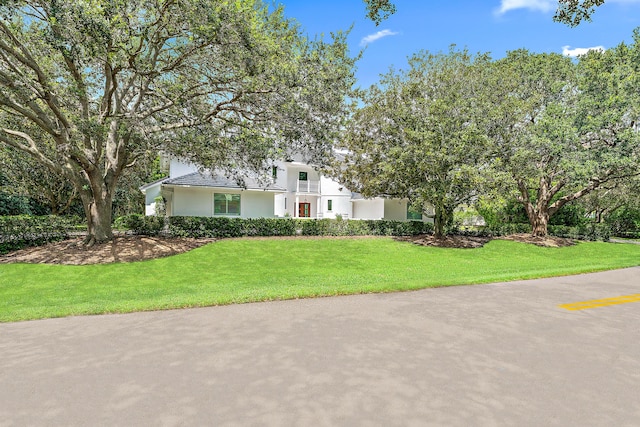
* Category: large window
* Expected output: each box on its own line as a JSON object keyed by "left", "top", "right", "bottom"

{"left": 214, "top": 193, "right": 241, "bottom": 215}
{"left": 407, "top": 205, "right": 422, "bottom": 220}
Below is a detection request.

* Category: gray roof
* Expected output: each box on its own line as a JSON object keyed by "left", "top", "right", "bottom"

{"left": 162, "top": 172, "right": 286, "bottom": 192}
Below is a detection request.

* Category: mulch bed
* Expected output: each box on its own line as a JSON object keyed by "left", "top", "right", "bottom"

{"left": 0, "top": 233, "right": 576, "bottom": 265}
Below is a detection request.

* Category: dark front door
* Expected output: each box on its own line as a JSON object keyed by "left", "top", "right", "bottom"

{"left": 298, "top": 202, "right": 311, "bottom": 218}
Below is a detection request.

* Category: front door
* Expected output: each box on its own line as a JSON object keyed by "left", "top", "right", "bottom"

{"left": 298, "top": 202, "right": 311, "bottom": 218}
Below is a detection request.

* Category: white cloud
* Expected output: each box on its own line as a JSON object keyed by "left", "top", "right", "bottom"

{"left": 562, "top": 45, "right": 606, "bottom": 57}
{"left": 496, "top": 0, "right": 555, "bottom": 15}
{"left": 360, "top": 29, "right": 399, "bottom": 46}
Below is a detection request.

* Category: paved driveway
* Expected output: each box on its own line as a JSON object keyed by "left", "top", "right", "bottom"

{"left": 1, "top": 267, "right": 639, "bottom": 426}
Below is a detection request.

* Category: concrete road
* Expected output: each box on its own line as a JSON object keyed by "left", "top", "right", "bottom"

{"left": 1, "top": 267, "right": 640, "bottom": 426}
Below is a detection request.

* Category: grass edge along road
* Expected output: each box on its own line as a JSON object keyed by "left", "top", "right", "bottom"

{"left": 1, "top": 238, "right": 640, "bottom": 322}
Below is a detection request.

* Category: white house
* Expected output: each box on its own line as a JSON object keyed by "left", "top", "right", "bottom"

{"left": 140, "top": 156, "right": 430, "bottom": 222}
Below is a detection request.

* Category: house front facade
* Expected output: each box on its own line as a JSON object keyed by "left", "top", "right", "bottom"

{"left": 140, "top": 156, "right": 431, "bottom": 222}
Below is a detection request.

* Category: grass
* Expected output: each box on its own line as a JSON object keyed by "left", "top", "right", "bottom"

{"left": 1, "top": 238, "right": 640, "bottom": 322}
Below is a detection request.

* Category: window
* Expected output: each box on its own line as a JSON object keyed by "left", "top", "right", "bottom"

{"left": 272, "top": 166, "right": 278, "bottom": 179}
{"left": 299, "top": 171, "right": 308, "bottom": 181}
{"left": 407, "top": 205, "right": 422, "bottom": 220}
{"left": 214, "top": 193, "right": 241, "bottom": 215}
{"left": 327, "top": 199, "right": 333, "bottom": 211}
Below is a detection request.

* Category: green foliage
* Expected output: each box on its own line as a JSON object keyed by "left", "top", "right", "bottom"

{"left": 297, "top": 219, "right": 432, "bottom": 236}
{"left": 167, "top": 217, "right": 297, "bottom": 238}
{"left": 116, "top": 215, "right": 433, "bottom": 238}
{"left": 363, "top": 0, "right": 396, "bottom": 25}
{"left": 115, "top": 214, "right": 166, "bottom": 236}
{"left": 0, "top": 215, "right": 77, "bottom": 254}
{"left": 0, "top": 193, "right": 32, "bottom": 216}
{"left": 554, "top": 0, "right": 605, "bottom": 26}
{"left": 547, "top": 224, "right": 611, "bottom": 241}
{"left": 0, "top": 0, "right": 355, "bottom": 241}
{"left": 337, "top": 47, "right": 492, "bottom": 237}
{"left": 606, "top": 207, "right": 640, "bottom": 236}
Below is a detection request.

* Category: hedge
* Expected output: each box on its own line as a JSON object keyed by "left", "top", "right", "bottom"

{"left": 0, "top": 215, "right": 78, "bottom": 254}
{"left": 457, "top": 223, "right": 610, "bottom": 241}
{"left": 116, "top": 215, "right": 434, "bottom": 238}
{"left": 115, "top": 215, "right": 610, "bottom": 242}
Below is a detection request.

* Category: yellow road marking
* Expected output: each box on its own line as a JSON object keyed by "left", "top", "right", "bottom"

{"left": 559, "top": 293, "right": 640, "bottom": 311}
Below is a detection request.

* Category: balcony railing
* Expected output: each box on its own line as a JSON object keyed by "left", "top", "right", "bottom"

{"left": 296, "top": 179, "right": 320, "bottom": 193}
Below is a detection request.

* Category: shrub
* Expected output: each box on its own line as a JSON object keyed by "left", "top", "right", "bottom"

{"left": 121, "top": 216, "right": 435, "bottom": 239}
{"left": 0, "top": 215, "right": 77, "bottom": 253}
{"left": 168, "top": 216, "right": 297, "bottom": 238}
{"left": 606, "top": 207, "right": 640, "bottom": 236}
{"left": 117, "top": 214, "right": 166, "bottom": 236}
{"left": 548, "top": 224, "right": 610, "bottom": 242}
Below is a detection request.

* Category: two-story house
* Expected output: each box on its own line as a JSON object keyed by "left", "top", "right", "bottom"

{"left": 140, "top": 156, "right": 428, "bottom": 222}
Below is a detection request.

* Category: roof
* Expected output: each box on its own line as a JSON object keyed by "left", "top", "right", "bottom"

{"left": 139, "top": 176, "right": 169, "bottom": 193}
{"left": 162, "top": 172, "right": 286, "bottom": 192}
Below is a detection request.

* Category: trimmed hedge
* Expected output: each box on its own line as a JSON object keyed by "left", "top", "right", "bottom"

{"left": 0, "top": 215, "right": 77, "bottom": 254}
{"left": 116, "top": 215, "right": 434, "bottom": 238}
{"left": 613, "top": 231, "right": 640, "bottom": 240}
{"left": 169, "top": 217, "right": 297, "bottom": 238}
{"left": 548, "top": 224, "right": 611, "bottom": 241}
{"left": 457, "top": 223, "right": 610, "bottom": 241}
{"left": 115, "top": 215, "right": 610, "bottom": 242}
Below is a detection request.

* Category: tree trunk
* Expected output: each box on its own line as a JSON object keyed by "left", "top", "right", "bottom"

{"left": 530, "top": 208, "right": 549, "bottom": 237}
{"left": 79, "top": 176, "right": 116, "bottom": 245}
{"left": 433, "top": 205, "right": 449, "bottom": 239}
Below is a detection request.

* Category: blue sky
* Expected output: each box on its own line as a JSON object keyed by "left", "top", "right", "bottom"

{"left": 277, "top": 0, "right": 640, "bottom": 88}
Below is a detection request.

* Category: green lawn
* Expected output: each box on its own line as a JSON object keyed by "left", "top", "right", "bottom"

{"left": 1, "top": 238, "right": 640, "bottom": 322}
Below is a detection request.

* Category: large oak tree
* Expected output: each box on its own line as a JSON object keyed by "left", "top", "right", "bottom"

{"left": 486, "top": 46, "right": 640, "bottom": 236}
{"left": 0, "top": 0, "right": 355, "bottom": 244}
{"left": 336, "top": 48, "right": 492, "bottom": 237}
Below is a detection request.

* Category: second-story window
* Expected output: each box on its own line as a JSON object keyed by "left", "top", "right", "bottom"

{"left": 272, "top": 166, "right": 278, "bottom": 179}
{"left": 299, "top": 171, "right": 308, "bottom": 181}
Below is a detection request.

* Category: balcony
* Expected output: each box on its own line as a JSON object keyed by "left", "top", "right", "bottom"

{"left": 296, "top": 179, "right": 320, "bottom": 193}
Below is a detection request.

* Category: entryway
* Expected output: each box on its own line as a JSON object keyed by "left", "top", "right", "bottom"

{"left": 298, "top": 202, "right": 311, "bottom": 218}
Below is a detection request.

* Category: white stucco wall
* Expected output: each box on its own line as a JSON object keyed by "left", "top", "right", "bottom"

{"left": 384, "top": 199, "right": 408, "bottom": 221}
{"left": 242, "top": 191, "right": 276, "bottom": 218}
{"left": 320, "top": 195, "right": 352, "bottom": 219}
{"left": 169, "top": 158, "right": 199, "bottom": 178}
{"left": 170, "top": 187, "right": 276, "bottom": 218}
{"left": 172, "top": 187, "right": 213, "bottom": 217}
{"left": 286, "top": 165, "right": 319, "bottom": 192}
{"left": 143, "top": 183, "right": 163, "bottom": 216}
{"left": 352, "top": 199, "right": 385, "bottom": 220}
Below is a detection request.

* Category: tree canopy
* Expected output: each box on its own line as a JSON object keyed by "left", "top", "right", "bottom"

{"left": 335, "top": 48, "right": 492, "bottom": 237}
{"left": 0, "top": 0, "right": 356, "bottom": 243}
{"left": 337, "top": 31, "right": 640, "bottom": 237}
